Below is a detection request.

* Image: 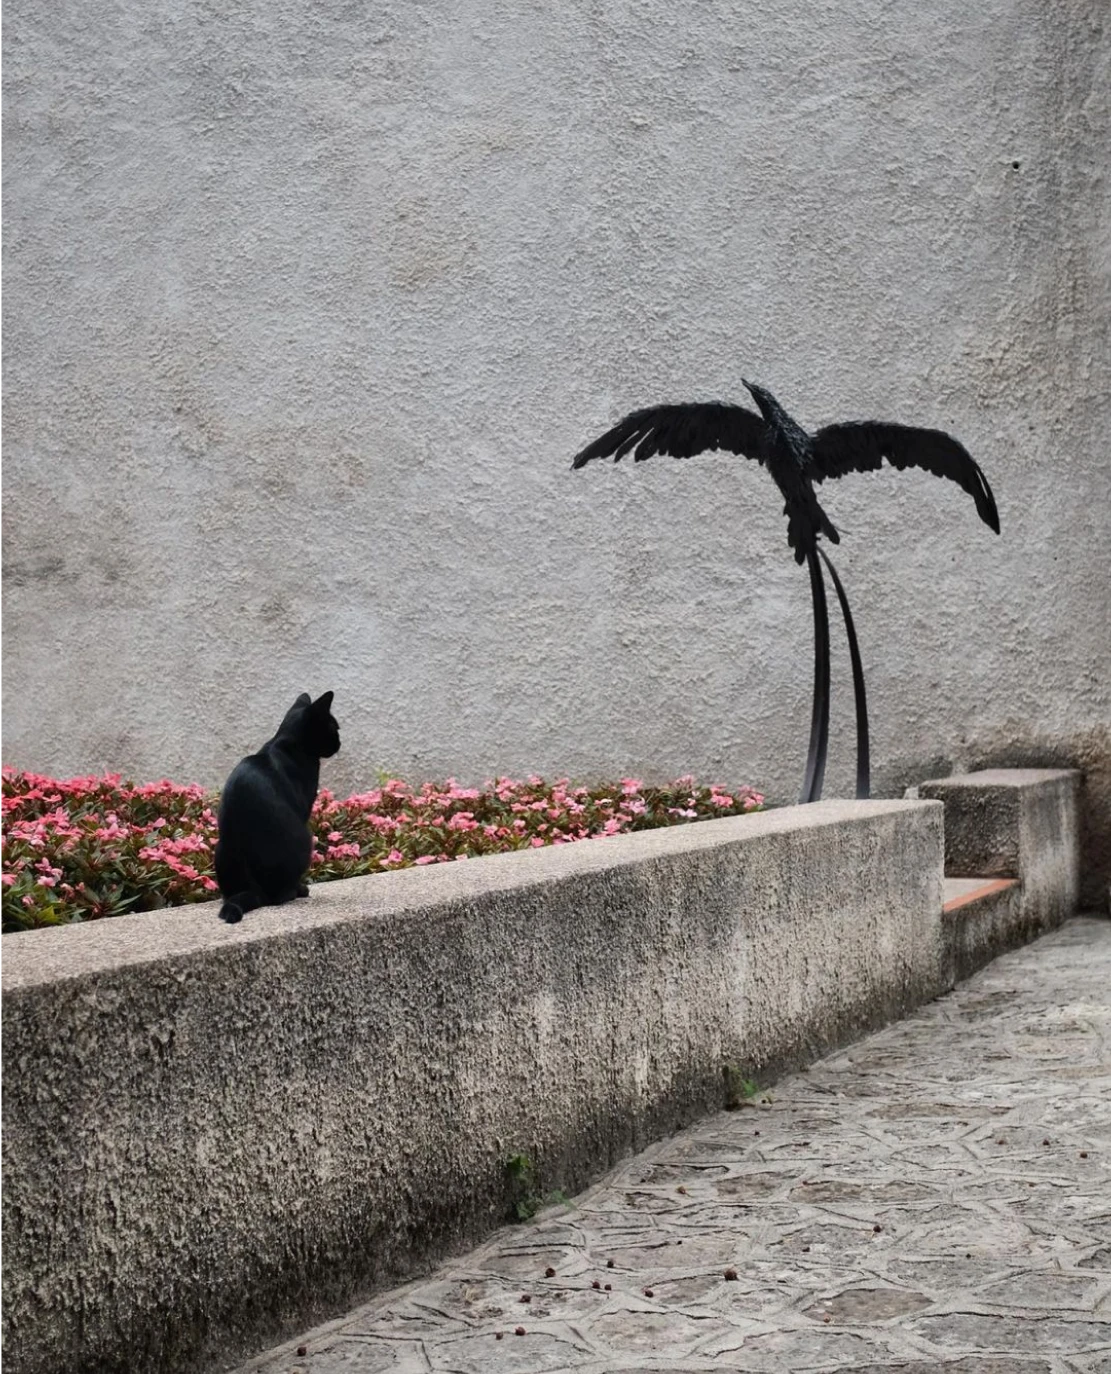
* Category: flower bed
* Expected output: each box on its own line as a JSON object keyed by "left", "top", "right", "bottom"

{"left": 1, "top": 767, "right": 764, "bottom": 933}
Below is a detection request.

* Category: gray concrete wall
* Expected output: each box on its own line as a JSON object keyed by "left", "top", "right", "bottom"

{"left": 2, "top": 800, "right": 946, "bottom": 1373}
{"left": 3, "top": 2, "right": 1109, "bottom": 890}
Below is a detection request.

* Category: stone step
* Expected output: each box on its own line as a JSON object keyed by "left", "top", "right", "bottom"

{"left": 922, "top": 769, "right": 1082, "bottom": 990}
{"left": 942, "top": 876, "right": 1023, "bottom": 984}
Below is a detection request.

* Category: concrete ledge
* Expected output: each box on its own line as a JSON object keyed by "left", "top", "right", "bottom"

{"left": 924, "top": 769, "right": 1082, "bottom": 985}
{"left": 921, "top": 768, "right": 1081, "bottom": 934}
{"left": 942, "top": 878, "right": 1023, "bottom": 984}
{"left": 942, "top": 875, "right": 1019, "bottom": 913}
{"left": 2, "top": 800, "right": 944, "bottom": 1374}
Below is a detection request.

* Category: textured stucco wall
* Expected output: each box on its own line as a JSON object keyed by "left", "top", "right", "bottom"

{"left": 2, "top": 801, "right": 945, "bottom": 1373}
{"left": 3, "top": 2, "right": 1109, "bottom": 884}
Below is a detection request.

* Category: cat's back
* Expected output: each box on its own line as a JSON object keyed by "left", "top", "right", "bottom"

{"left": 217, "top": 748, "right": 289, "bottom": 829}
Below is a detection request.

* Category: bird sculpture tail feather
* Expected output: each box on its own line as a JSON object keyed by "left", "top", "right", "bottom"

{"left": 820, "top": 508, "right": 841, "bottom": 545}
{"left": 788, "top": 503, "right": 841, "bottom": 563}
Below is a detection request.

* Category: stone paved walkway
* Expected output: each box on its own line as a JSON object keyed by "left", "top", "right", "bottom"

{"left": 237, "top": 918, "right": 1111, "bottom": 1374}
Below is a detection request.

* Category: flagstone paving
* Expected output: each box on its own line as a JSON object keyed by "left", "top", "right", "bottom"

{"left": 236, "top": 917, "right": 1111, "bottom": 1373}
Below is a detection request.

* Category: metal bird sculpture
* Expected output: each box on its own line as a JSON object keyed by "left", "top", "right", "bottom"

{"left": 572, "top": 381, "right": 1000, "bottom": 803}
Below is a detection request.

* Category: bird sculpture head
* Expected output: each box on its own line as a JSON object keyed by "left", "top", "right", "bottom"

{"left": 741, "top": 379, "right": 785, "bottom": 425}
{"left": 742, "top": 379, "right": 809, "bottom": 457}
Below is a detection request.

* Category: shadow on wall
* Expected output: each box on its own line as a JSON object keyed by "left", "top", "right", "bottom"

{"left": 880, "top": 724, "right": 1110, "bottom": 914}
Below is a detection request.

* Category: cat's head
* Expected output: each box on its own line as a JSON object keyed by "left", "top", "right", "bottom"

{"left": 284, "top": 690, "right": 341, "bottom": 758}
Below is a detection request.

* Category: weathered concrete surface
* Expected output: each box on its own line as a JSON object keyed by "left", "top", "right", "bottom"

{"left": 233, "top": 916, "right": 1111, "bottom": 1374}
{"left": 1, "top": 802, "right": 946, "bottom": 1374}
{"left": 942, "top": 877, "right": 1024, "bottom": 985}
{"left": 955, "top": 730, "right": 1109, "bottom": 912}
{"left": 3, "top": 0, "right": 1109, "bottom": 875}
{"left": 923, "top": 768, "right": 1081, "bottom": 930}
{"left": 955, "top": 727, "right": 1111, "bottom": 916}
{"left": 924, "top": 767, "right": 1082, "bottom": 982}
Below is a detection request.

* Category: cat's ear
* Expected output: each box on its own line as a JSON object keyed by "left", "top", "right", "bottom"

{"left": 313, "top": 691, "right": 335, "bottom": 712}
{"left": 294, "top": 692, "right": 312, "bottom": 707}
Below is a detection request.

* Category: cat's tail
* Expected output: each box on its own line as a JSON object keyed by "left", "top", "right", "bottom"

{"left": 219, "top": 890, "right": 262, "bottom": 924}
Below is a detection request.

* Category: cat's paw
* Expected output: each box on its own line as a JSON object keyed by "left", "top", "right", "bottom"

{"left": 296, "top": 883, "right": 310, "bottom": 898}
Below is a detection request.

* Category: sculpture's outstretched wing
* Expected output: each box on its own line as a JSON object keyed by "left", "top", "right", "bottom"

{"left": 809, "top": 423, "right": 1000, "bottom": 534}
{"left": 572, "top": 403, "right": 773, "bottom": 469}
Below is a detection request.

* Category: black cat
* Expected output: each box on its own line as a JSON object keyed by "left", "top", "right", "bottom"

{"left": 214, "top": 691, "right": 341, "bottom": 923}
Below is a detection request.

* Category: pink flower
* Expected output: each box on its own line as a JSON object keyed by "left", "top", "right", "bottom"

{"left": 1, "top": 766, "right": 763, "bottom": 929}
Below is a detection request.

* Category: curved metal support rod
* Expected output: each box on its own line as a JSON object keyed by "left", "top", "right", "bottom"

{"left": 816, "top": 545, "right": 871, "bottom": 800}
{"left": 799, "top": 546, "right": 831, "bottom": 804}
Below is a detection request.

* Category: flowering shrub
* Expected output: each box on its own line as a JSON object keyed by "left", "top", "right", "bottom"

{"left": 2, "top": 767, "right": 764, "bottom": 933}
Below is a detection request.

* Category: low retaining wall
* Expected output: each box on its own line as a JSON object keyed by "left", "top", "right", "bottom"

{"left": 3, "top": 800, "right": 945, "bottom": 1374}
{"left": 923, "top": 768, "right": 1082, "bottom": 973}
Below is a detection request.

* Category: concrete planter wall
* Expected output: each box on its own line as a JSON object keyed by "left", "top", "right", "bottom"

{"left": 4, "top": 801, "right": 943, "bottom": 1373}
{"left": 0, "top": 773, "right": 1082, "bottom": 1373}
